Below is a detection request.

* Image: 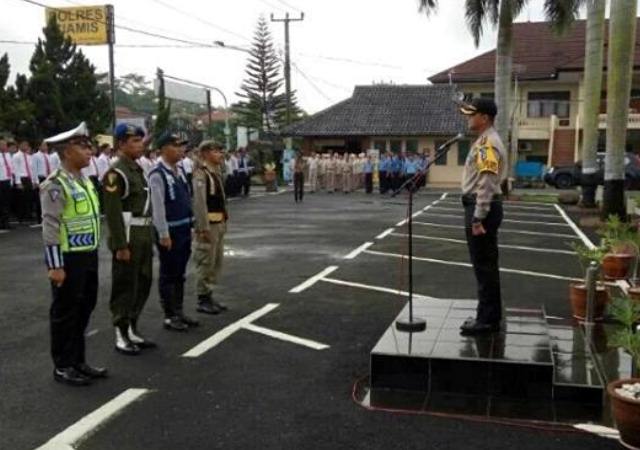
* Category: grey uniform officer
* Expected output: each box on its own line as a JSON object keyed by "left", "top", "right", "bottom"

{"left": 40, "top": 122, "right": 107, "bottom": 386}
{"left": 192, "top": 140, "right": 229, "bottom": 314}
{"left": 458, "top": 98, "right": 507, "bottom": 335}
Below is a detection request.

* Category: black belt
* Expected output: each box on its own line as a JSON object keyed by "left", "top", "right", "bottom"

{"left": 461, "top": 193, "right": 503, "bottom": 206}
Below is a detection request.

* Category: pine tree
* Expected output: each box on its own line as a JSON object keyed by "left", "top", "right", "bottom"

{"left": 25, "top": 16, "right": 110, "bottom": 140}
{"left": 0, "top": 54, "right": 36, "bottom": 138}
{"left": 235, "top": 16, "right": 288, "bottom": 132}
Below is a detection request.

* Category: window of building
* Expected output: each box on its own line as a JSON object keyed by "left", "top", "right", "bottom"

{"left": 373, "top": 140, "right": 386, "bottom": 152}
{"left": 434, "top": 140, "right": 448, "bottom": 165}
{"left": 390, "top": 139, "right": 402, "bottom": 153}
{"left": 405, "top": 139, "right": 418, "bottom": 153}
{"left": 527, "top": 91, "right": 570, "bottom": 118}
{"left": 457, "top": 139, "right": 471, "bottom": 166}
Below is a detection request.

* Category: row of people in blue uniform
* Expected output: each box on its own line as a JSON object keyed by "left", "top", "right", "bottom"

{"left": 378, "top": 153, "right": 430, "bottom": 193}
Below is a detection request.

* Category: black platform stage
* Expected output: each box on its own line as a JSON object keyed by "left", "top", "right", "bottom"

{"left": 366, "top": 298, "right": 633, "bottom": 423}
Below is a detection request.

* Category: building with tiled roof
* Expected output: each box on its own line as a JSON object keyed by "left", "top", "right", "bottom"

{"left": 430, "top": 19, "right": 640, "bottom": 168}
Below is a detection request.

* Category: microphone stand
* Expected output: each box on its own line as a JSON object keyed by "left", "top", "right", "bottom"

{"left": 391, "top": 139, "right": 461, "bottom": 333}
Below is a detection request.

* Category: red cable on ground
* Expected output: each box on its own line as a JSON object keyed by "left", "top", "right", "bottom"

{"left": 350, "top": 376, "right": 593, "bottom": 436}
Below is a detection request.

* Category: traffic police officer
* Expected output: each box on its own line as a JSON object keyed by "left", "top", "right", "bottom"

{"left": 40, "top": 122, "right": 107, "bottom": 386}
{"left": 458, "top": 98, "right": 507, "bottom": 335}
{"left": 103, "top": 123, "right": 155, "bottom": 355}
{"left": 149, "top": 131, "right": 198, "bottom": 331}
{"left": 192, "top": 140, "right": 229, "bottom": 314}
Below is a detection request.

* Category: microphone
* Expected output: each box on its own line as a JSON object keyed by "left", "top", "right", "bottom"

{"left": 436, "top": 133, "right": 465, "bottom": 152}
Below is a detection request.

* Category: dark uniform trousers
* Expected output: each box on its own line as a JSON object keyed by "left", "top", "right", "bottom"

{"left": 463, "top": 197, "right": 503, "bottom": 325}
{"left": 50, "top": 251, "right": 98, "bottom": 368}
{"left": 16, "top": 177, "right": 35, "bottom": 222}
{"left": 365, "top": 172, "right": 373, "bottom": 193}
{"left": 110, "top": 226, "right": 154, "bottom": 328}
{"left": 294, "top": 172, "right": 304, "bottom": 202}
{"left": 157, "top": 224, "right": 192, "bottom": 317}
{"left": 0, "top": 180, "right": 11, "bottom": 228}
{"left": 378, "top": 170, "right": 387, "bottom": 194}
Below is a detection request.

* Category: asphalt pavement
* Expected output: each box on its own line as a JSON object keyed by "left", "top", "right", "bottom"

{"left": 0, "top": 187, "right": 621, "bottom": 450}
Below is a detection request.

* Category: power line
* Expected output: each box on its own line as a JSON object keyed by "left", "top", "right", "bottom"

{"left": 145, "top": 0, "right": 251, "bottom": 43}
{"left": 258, "top": 0, "right": 287, "bottom": 13}
{"left": 291, "top": 62, "right": 334, "bottom": 103}
{"left": 275, "top": 0, "right": 304, "bottom": 14}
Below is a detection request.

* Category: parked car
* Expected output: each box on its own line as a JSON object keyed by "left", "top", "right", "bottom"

{"left": 544, "top": 152, "right": 640, "bottom": 189}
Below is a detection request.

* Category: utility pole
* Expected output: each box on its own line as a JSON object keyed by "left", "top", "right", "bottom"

{"left": 270, "top": 12, "right": 304, "bottom": 126}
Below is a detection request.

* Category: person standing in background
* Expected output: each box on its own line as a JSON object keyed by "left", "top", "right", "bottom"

{"left": 0, "top": 139, "right": 14, "bottom": 229}
{"left": 307, "top": 152, "right": 318, "bottom": 193}
{"left": 237, "top": 148, "right": 252, "bottom": 197}
{"left": 293, "top": 152, "right": 305, "bottom": 203}
{"left": 363, "top": 155, "right": 374, "bottom": 194}
{"left": 96, "top": 143, "right": 112, "bottom": 180}
{"left": 33, "top": 141, "right": 53, "bottom": 223}
{"left": 12, "top": 140, "right": 37, "bottom": 223}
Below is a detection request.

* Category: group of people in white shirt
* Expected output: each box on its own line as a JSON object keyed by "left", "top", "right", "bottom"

{"left": 223, "top": 148, "right": 253, "bottom": 197}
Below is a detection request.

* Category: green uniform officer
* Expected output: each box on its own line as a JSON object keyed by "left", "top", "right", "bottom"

{"left": 193, "top": 140, "right": 229, "bottom": 314}
{"left": 40, "top": 122, "right": 107, "bottom": 386}
{"left": 103, "top": 123, "right": 155, "bottom": 355}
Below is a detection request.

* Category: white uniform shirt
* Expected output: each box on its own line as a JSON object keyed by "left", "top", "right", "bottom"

{"left": 0, "top": 151, "right": 14, "bottom": 184}
{"left": 308, "top": 157, "right": 318, "bottom": 173}
{"left": 12, "top": 151, "right": 37, "bottom": 185}
{"left": 49, "top": 152, "right": 61, "bottom": 172}
{"left": 81, "top": 156, "right": 100, "bottom": 178}
{"left": 227, "top": 155, "right": 239, "bottom": 174}
{"left": 96, "top": 153, "right": 111, "bottom": 179}
{"left": 180, "top": 157, "right": 194, "bottom": 175}
{"left": 32, "top": 151, "right": 54, "bottom": 180}
{"left": 137, "top": 156, "right": 154, "bottom": 177}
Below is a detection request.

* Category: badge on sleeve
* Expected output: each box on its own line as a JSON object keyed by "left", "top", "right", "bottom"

{"left": 104, "top": 172, "right": 119, "bottom": 193}
{"left": 48, "top": 187, "right": 61, "bottom": 202}
{"left": 475, "top": 142, "right": 499, "bottom": 175}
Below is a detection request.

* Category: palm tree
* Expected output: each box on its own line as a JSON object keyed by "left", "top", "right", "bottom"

{"left": 579, "top": 0, "right": 606, "bottom": 208}
{"left": 603, "top": 0, "right": 638, "bottom": 219}
{"left": 418, "top": 0, "right": 579, "bottom": 179}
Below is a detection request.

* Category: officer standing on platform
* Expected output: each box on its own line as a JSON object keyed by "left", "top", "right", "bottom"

{"left": 149, "top": 131, "right": 198, "bottom": 331}
{"left": 40, "top": 122, "right": 107, "bottom": 386}
{"left": 458, "top": 98, "right": 507, "bottom": 335}
{"left": 103, "top": 124, "right": 156, "bottom": 355}
{"left": 192, "top": 140, "right": 229, "bottom": 314}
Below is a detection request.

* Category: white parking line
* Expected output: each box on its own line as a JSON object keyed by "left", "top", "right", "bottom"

{"left": 35, "top": 388, "right": 151, "bottom": 450}
{"left": 242, "top": 323, "right": 330, "bottom": 350}
{"left": 344, "top": 242, "right": 374, "bottom": 259}
{"left": 437, "top": 200, "right": 554, "bottom": 212}
{"left": 390, "top": 233, "right": 576, "bottom": 255}
{"left": 363, "top": 249, "right": 581, "bottom": 282}
{"left": 375, "top": 228, "right": 395, "bottom": 240}
{"left": 321, "top": 276, "right": 475, "bottom": 303}
{"left": 429, "top": 206, "right": 562, "bottom": 219}
{"left": 397, "top": 194, "right": 447, "bottom": 226}
{"left": 412, "top": 221, "right": 579, "bottom": 238}
{"left": 182, "top": 304, "right": 280, "bottom": 357}
{"left": 289, "top": 266, "right": 339, "bottom": 293}
{"left": 554, "top": 204, "right": 596, "bottom": 249}
{"left": 420, "top": 212, "right": 569, "bottom": 227}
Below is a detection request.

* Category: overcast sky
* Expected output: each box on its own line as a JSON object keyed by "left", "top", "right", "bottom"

{"left": 2, "top": 0, "right": 581, "bottom": 114}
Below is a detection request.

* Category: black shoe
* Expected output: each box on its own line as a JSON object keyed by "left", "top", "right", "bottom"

{"left": 53, "top": 367, "right": 92, "bottom": 386}
{"left": 460, "top": 319, "right": 501, "bottom": 336}
{"left": 179, "top": 314, "right": 200, "bottom": 327}
{"left": 164, "top": 316, "right": 189, "bottom": 331}
{"left": 75, "top": 363, "right": 108, "bottom": 379}
{"left": 115, "top": 326, "right": 141, "bottom": 355}
{"left": 129, "top": 325, "right": 157, "bottom": 349}
{"left": 211, "top": 299, "right": 228, "bottom": 311}
{"left": 197, "top": 301, "right": 221, "bottom": 315}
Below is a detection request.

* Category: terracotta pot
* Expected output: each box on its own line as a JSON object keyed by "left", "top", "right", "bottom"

{"left": 602, "top": 253, "right": 635, "bottom": 280}
{"left": 569, "top": 283, "right": 608, "bottom": 321}
{"left": 263, "top": 171, "right": 276, "bottom": 182}
{"left": 608, "top": 378, "right": 640, "bottom": 450}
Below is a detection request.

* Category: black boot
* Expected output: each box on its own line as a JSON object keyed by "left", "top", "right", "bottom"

{"left": 115, "top": 325, "right": 141, "bottom": 355}
{"left": 197, "top": 294, "right": 221, "bottom": 315}
{"left": 129, "top": 319, "right": 157, "bottom": 349}
{"left": 163, "top": 315, "right": 188, "bottom": 331}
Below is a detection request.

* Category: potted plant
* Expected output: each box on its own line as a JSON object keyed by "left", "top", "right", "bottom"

{"left": 600, "top": 216, "right": 637, "bottom": 280}
{"left": 262, "top": 162, "right": 278, "bottom": 192}
{"left": 607, "top": 297, "right": 640, "bottom": 450}
{"left": 569, "top": 242, "right": 609, "bottom": 321}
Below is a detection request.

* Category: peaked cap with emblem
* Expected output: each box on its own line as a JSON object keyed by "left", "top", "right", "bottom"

{"left": 44, "top": 122, "right": 90, "bottom": 145}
